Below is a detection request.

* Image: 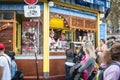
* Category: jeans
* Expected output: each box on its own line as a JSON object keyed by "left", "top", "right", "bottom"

{"left": 65, "top": 64, "right": 72, "bottom": 80}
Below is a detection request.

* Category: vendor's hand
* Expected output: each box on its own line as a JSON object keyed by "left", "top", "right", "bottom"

{"left": 50, "top": 42, "right": 56, "bottom": 45}
{"left": 50, "top": 43, "right": 54, "bottom": 46}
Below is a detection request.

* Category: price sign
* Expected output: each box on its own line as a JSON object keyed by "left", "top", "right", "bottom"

{"left": 24, "top": 5, "right": 40, "bottom": 17}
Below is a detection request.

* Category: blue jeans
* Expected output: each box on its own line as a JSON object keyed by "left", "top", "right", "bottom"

{"left": 65, "top": 64, "right": 72, "bottom": 80}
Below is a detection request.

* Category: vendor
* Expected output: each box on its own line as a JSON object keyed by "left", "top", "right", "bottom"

{"left": 58, "top": 33, "right": 66, "bottom": 41}
{"left": 57, "top": 33, "right": 67, "bottom": 49}
{"left": 49, "top": 31, "right": 57, "bottom": 49}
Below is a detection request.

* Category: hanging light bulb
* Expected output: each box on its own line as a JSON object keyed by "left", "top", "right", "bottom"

{"left": 48, "top": 0, "right": 54, "bottom": 7}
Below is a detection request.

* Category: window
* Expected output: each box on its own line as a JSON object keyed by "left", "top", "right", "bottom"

{"left": 0, "top": 22, "right": 14, "bottom": 53}
{"left": 0, "top": 11, "right": 14, "bottom": 20}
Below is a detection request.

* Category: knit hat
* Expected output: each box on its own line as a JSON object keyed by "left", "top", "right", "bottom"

{"left": 0, "top": 43, "right": 5, "bottom": 50}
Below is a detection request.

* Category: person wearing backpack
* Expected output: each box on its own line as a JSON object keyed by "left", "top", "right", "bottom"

{"left": 8, "top": 51, "right": 18, "bottom": 79}
{"left": 93, "top": 50, "right": 112, "bottom": 80}
{"left": 104, "top": 43, "right": 120, "bottom": 80}
{"left": 0, "top": 43, "right": 11, "bottom": 80}
{"left": 8, "top": 51, "right": 24, "bottom": 80}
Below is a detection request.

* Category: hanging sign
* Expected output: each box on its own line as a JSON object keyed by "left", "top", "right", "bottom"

{"left": 24, "top": 0, "right": 38, "bottom": 5}
{"left": 24, "top": 5, "right": 40, "bottom": 17}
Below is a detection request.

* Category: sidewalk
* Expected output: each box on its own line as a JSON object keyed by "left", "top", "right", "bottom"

{"left": 24, "top": 75, "right": 65, "bottom": 80}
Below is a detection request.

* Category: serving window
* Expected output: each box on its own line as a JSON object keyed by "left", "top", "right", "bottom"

{"left": 49, "top": 29, "right": 73, "bottom": 52}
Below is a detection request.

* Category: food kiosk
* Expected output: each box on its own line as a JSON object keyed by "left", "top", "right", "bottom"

{"left": 0, "top": 0, "right": 111, "bottom": 79}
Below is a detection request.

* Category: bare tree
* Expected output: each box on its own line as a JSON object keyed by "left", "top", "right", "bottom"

{"left": 106, "top": 0, "right": 120, "bottom": 34}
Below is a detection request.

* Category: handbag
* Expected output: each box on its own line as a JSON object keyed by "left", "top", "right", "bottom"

{"left": 12, "top": 70, "right": 24, "bottom": 80}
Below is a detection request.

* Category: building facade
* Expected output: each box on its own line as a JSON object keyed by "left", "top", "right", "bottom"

{"left": 0, "top": 0, "right": 111, "bottom": 79}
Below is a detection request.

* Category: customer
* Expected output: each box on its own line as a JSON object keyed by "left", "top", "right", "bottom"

{"left": 0, "top": 43, "right": 11, "bottom": 80}
{"left": 107, "top": 36, "right": 117, "bottom": 48}
{"left": 49, "top": 31, "right": 57, "bottom": 49}
{"left": 93, "top": 50, "right": 112, "bottom": 80}
{"left": 96, "top": 39, "right": 108, "bottom": 65}
{"left": 74, "top": 41, "right": 96, "bottom": 80}
{"left": 104, "top": 43, "right": 120, "bottom": 80}
{"left": 65, "top": 43, "right": 75, "bottom": 80}
{"left": 96, "top": 39, "right": 108, "bottom": 56}
{"left": 99, "top": 50, "right": 112, "bottom": 68}
{"left": 69, "top": 45, "right": 85, "bottom": 80}
{"left": 8, "top": 51, "right": 18, "bottom": 79}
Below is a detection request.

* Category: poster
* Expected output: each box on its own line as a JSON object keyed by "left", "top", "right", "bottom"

{"left": 22, "top": 21, "right": 38, "bottom": 54}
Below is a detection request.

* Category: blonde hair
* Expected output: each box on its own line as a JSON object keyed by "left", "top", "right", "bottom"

{"left": 83, "top": 41, "right": 96, "bottom": 59}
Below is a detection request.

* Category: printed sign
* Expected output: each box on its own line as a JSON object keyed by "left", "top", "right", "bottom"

{"left": 24, "top": 5, "right": 40, "bottom": 17}
{"left": 100, "top": 23, "right": 107, "bottom": 40}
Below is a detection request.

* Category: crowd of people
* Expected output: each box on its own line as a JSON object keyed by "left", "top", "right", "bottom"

{"left": 65, "top": 36, "right": 120, "bottom": 80}
{"left": 0, "top": 35, "right": 120, "bottom": 80}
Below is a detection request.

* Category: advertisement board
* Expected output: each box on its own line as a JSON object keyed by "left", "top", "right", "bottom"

{"left": 100, "top": 23, "right": 107, "bottom": 40}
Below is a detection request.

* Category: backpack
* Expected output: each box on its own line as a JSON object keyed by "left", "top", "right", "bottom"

{"left": 87, "top": 62, "right": 99, "bottom": 80}
{"left": 12, "top": 70, "right": 24, "bottom": 80}
{"left": 94, "top": 62, "right": 120, "bottom": 80}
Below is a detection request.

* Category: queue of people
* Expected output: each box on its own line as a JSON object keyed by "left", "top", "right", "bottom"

{"left": 65, "top": 36, "right": 120, "bottom": 80}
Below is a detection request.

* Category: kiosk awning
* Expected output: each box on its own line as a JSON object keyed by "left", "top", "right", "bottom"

{"left": 50, "top": 17, "right": 64, "bottom": 29}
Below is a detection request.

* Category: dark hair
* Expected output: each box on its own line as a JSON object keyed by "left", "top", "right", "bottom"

{"left": 8, "top": 51, "right": 15, "bottom": 60}
{"left": 110, "top": 36, "right": 116, "bottom": 40}
{"left": 100, "top": 39, "right": 105, "bottom": 44}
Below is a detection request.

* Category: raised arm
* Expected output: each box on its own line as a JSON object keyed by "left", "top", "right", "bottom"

{"left": 78, "top": 58, "right": 94, "bottom": 73}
